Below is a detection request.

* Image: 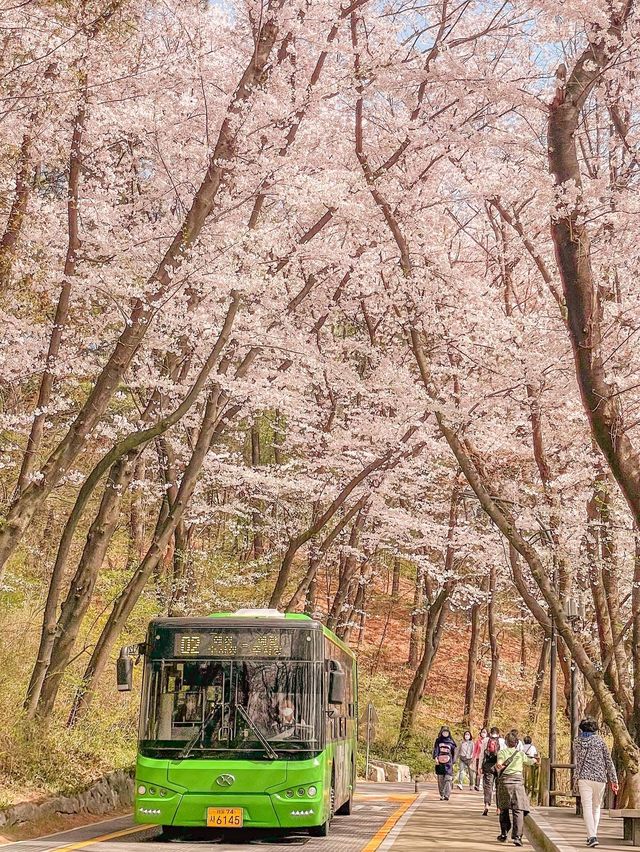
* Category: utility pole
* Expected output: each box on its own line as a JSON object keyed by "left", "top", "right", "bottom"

{"left": 548, "top": 617, "right": 557, "bottom": 806}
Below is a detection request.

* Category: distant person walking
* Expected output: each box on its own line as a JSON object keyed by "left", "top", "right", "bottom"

{"left": 573, "top": 717, "right": 618, "bottom": 848}
{"left": 480, "top": 726, "right": 504, "bottom": 816}
{"left": 456, "top": 730, "right": 475, "bottom": 789}
{"left": 496, "top": 729, "right": 539, "bottom": 847}
{"left": 433, "top": 726, "right": 457, "bottom": 800}
{"left": 473, "top": 727, "right": 488, "bottom": 791}
{"left": 522, "top": 736, "right": 538, "bottom": 759}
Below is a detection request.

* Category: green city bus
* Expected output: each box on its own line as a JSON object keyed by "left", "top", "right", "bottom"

{"left": 118, "top": 609, "right": 357, "bottom": 837}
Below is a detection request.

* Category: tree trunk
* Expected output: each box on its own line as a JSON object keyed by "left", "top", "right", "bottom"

{"left": 391, "top": 557, "right": 401, "bottom": 598}
{"left": 463, "top": 601, "right": 481, "bottom": 728}
{"left": 33, "top": 450, "right": 140, "bottom": 718}
{"left": 530, "top": 631, "right": 550, "bottom": 724}
{"left": 547, "top": 6, "right": 640, "bottom": 529}
{"left": 16, "top": 89, "right": 87, "bottom": 495}
{"left": 483, "top": 562, "right": 499, "bottom": 727}
{"left": 398, "top": 587, "right": 451, "bottom": 744}
{"left": 407, "top": 564, "right": 423, "bottom": 667}
{"left": 250, "top": 420, "right": 265, "bottom": 559}
{"left": 327, "top": 508, "right": 367, "bottom": 631}
{"left": 67, "top": 384, "right": 230, "bottom": 725}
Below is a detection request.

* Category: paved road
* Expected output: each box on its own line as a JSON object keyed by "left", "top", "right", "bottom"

{"left": 0, "top": 785, "right": 419, "bottom": 852}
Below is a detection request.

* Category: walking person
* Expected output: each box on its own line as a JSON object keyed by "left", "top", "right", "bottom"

{"left": 522, "top": 736, "right": 538, "bottom": 759}
{"left": 456, "top": 730, "right": 475, "bottom": 789}
{"left": 496, "top": 729, "right": 540, "bottom": 847}
{"left": 573, "top": 717, "right": 618, "bottom": 848}
{"left": 433, "top": 725, "right": 457, "bottom": 800}
{"left": 473, "top": 727, "right": 488, "bottom": 791}
{"left": 480, "top": 726, "right": 504, "bottom": 815}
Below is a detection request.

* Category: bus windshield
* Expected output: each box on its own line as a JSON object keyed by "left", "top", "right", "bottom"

{"left": 140, "top": 659, "right": 322, "bottom": 759}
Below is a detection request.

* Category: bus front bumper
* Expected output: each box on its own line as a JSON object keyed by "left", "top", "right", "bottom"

{"left": 135, "top": 789, "right": 325, "bottom": 829}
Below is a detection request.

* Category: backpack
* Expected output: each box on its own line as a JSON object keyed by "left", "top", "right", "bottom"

{"left": 483, "top": 736, "right": 500, "bottom": 769}
{"left": 436, "top": 741, "right": 453, "bottom": 764}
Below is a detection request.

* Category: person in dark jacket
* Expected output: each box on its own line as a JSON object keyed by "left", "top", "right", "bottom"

{"left": 573, "top": 717, "right": 618, "bottom": 848}
{"left": 433, "top": 726, "right": 457, "bottom": 800}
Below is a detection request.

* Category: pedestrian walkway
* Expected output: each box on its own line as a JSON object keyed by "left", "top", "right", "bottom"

{"left": 388, "top": 783, "right": 536, "bottom": 850}
{"left": 528, "top": 805, "right": 630, "bottom": 851}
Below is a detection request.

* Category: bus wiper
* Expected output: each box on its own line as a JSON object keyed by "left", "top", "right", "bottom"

{"left": 173, "top": 705, "right": 219, "bottom": 762}
{"left": 235, "top": 703, "right": 279, "bottom": 760}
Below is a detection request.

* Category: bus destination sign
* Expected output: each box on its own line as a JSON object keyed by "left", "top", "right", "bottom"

{"left": 173, "top": 630, "right": 289, "bottom": 658}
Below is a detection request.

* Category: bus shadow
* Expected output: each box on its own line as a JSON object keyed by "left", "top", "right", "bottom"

{"left": 144, "top": 828, "right": 310, "bottom": 845}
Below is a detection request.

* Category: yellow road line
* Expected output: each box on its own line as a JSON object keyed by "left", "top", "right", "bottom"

{"left": 44, "top": 824, "right": 156, "bottom": 852}
{"left": 360, "top": 796, "right": 416, "bottom": 852}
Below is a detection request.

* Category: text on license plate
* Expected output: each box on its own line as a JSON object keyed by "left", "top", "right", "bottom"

{"left": 207, "top": 807, "right": 243, "bottom": 827}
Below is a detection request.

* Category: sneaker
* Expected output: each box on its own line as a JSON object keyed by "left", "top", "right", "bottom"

{"left": 586, "top": 840, "right": 599, "bottom": 848}
{"left": 482, "top": 807, "right": 488, "bottom": 816}
{"left": 513, "top": 839, "right": 523, "bottom": 847}
{"left": 497, "top": 835, "right": 507, "bottom": 843}
{"left": 474, "top": 786, "right": 480, "bottom": 791}
{"left": 444, "top": 796, "right": 449, "bottom": 801}
{"left": 439, "top": 796, "right": 444, "bottom": 800}
{"left": 456, "top": 783, "right": 463, "bottom": 790}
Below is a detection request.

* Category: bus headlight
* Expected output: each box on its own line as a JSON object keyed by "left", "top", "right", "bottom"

{"left": 307, "top": 786, "right": 317, "bottom": 797}
{"left": 285, "top": 789, "right": 294, "bottom": 798}
{"left": 297, "top": 788, "right": 306, "bottom": 797}
{"left": 138, "top": 785, "right": 146, "bottom": 795}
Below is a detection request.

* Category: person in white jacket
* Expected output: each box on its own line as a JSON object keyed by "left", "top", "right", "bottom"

{"left": 455, "top": 730, "right": 475, "bottom": 789}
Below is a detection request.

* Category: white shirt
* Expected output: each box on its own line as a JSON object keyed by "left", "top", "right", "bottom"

{"left": 522, "top": 742, "right": 538, "bottom": 758}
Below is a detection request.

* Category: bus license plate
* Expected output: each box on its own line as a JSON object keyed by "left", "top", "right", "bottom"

{"left": 207, "top": 807, "right": 243, "bottom": 828}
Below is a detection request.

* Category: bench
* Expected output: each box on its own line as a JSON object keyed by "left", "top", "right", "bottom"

{"left": 610, "top": 809, "right": 640, "bottom": 845}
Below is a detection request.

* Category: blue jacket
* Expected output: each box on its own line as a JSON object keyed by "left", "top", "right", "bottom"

{"left": 433, "top": 735, "right": 457, "bottom": 773}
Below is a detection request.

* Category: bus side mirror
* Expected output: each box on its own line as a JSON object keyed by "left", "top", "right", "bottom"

{"left": 117, "top": 650, "right": 133, "bottom": 691}
{"left": 328, "top": 663, "right": 345, "bottom": 705}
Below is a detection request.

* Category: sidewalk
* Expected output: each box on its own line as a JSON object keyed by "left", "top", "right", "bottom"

{"left": 527, "top": 805, "right": 630, "bottom": 851}
{"left": 387, "top": 783, "right": 534, "bottom": 850}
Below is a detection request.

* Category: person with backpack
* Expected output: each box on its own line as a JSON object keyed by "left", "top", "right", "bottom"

{"left": 573, "top": 717, "right": 618, "bottom": 848}
{"left": 456, "top": 730, "right": 475, "bottom": 789}
{"left": 480, "top": 726, "right": 504, "bottom": 815}
{"left": 473, "top": 727, "right": 488, "bottom": 791}
{"left": 496, "top": 729, "right": 540, "bottom": 847}
{"left": 433, "top": 725, "right": 457, "bottom": 800}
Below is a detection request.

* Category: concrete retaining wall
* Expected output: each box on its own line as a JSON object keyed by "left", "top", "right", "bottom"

{"left": 0, "top": 769, "right": 134, "bottom": 828}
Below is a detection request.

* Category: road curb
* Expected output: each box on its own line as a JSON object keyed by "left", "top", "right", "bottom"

{"left": 525, "top": 810, "right": 576, "bottom": 852}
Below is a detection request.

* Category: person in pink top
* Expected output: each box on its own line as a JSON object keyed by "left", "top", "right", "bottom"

{"left": 472, "top": 727, "right": 488, "bottom": 791}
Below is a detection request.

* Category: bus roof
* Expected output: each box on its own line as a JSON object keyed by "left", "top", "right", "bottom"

{"left": 147, "top": 611, "right": 355, "bottom": 659}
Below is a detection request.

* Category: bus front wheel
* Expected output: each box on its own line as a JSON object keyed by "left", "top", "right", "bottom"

{"left": 309, "top": 778, "right": 334, "bottom": 837}
{"left": 161, "top": 826, "right": 182, "bottom": 840}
